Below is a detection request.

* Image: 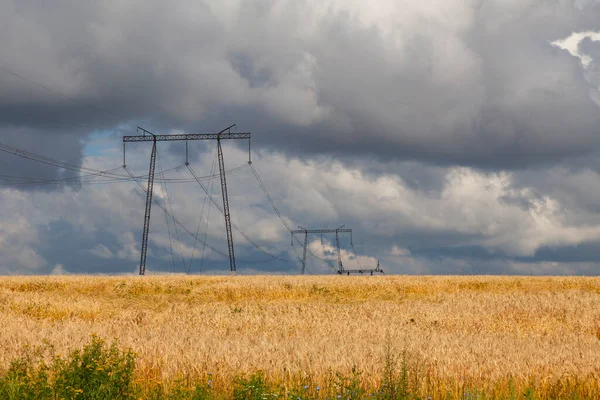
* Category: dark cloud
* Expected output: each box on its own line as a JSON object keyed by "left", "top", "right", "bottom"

{"left": 579, "top": 36, "right": 600, "bottom": 62}
{"left": 0, "top": 126, "right": 85, "bottom": 184}
{"left": 1, "top": 0, "right": 600, "bottom": 169}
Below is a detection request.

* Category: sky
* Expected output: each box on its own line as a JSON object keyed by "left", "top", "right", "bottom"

{"left": 1, "top": 0, "right": 600, "bottom": 275}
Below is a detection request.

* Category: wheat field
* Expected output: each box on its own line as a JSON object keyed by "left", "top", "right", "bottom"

{"left": 1, "top": 275, "right": 599, "bottom": 398}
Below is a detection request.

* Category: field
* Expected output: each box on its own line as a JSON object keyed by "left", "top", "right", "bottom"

{"left": 1, "top": 275, "right": 600, "bottom": 398}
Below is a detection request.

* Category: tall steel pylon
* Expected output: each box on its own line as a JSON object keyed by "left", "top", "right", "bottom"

{"left": 138, "top": 134, "right": 157, "bottom": 275}
{"left": 123, "top": 125, "right": 250, "bottom": 275}
{"left": 291, "top": 226, "right": 352, "bottom": 274}
{"left": 291, "top": 225, "right": 383, "bottom": 275}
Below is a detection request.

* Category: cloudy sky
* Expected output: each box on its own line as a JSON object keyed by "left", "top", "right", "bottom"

{"left": 1, "top": 0, "right": 600, "bottom": 275}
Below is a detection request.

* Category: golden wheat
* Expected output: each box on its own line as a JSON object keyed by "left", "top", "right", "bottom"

{"left": 0, "top": 275, "right": 599, "bottom": 397}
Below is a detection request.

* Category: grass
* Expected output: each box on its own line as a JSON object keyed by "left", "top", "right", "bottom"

{"left": 0, "top": 275, "right": 599, "bottom": 398}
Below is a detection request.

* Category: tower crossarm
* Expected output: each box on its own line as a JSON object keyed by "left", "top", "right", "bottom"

{"left": 123, "top": 133, "right": 251, "bottom": 142}
{"left": 291, "top": 228, "right": 352, "bottom": 234}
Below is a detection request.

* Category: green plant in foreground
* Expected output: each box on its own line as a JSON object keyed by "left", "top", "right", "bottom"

{"left": 0, "top": 346, "right": 53, "bottom": 399}
{"left": 141, "top": 378, "right": 215, "bottom": 400}
{"left": 232, "top": 371, "right": 272, "bottom": 400}
{"left": 336, "top": 366, "right": 366, "bottom": 400}
{"left": 54, "top": 335, "right": 136, "bottom": 399}
{"left": 0, "top": 336, "right": 135, "bottom": 400}
{"left": 375, "top": 333, "right": 416, "bottom": 400}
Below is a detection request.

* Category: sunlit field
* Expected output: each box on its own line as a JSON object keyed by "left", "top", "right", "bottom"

{"left": 1, "top": 275, "right": 599, "bottom": 398}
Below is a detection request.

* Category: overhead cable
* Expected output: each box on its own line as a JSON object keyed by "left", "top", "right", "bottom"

{"left": 249, "top": 162, "right": 330, "bottom": 265}
{"left": 187, "top": 163, "right": 292, "bottom": 263}
{"left": 189, "top": 151, "right": 218, "bottom": 273}
{"left": 123, "top": 166, "right": 230, "bottom": 258}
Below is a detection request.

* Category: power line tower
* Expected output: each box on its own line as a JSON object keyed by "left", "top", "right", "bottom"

{"left": 291, "top": 225, "right": 384, "bottom": 275}
{"left": 342, "top": 259, "right": 384, "bottom": 275}
{"left": 291, "top": 225, "right": 352, "bottom": 274}
{"left": 123, "top": 125, "right": 250, "bottom": 275}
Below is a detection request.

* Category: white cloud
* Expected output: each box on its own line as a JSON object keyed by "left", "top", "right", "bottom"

{"left": 552, "top": 31, "right": 600, "bottom": 67}
{"left": 89, "top": 244, "right": 114, "bottom": 259}
{"left": 0, "top": 190, "right": 47, "bottom": 273}
{"left": 51, "top": 264, "right": 67, "bottom": 275}
{"left": 389, "top": 246, "right": 411, "bottom": 257}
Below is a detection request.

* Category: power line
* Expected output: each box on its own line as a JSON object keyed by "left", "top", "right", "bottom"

{"left": 0, "top": 65, "right": 80, "bottom": 103}
{"left": 124, "top": 165, "right": 281, "bottom": 268}
{"left": 0, "top": 136, "right": 249, "bottom": 190}
{"left": 350, "top": 240, "right": 363, "bottom": 270}
{"left": 159, "top": 162, "right": 177, "bottom": 273}
{"left": 0, "top": 166, "right": 124, "bottom": 186}
{"left": 158, "top": 159, "right": 187, "bottom": 273}
{"left": 0, "top": 64, "right": 123, "bottom": 122}
{"left": 187, "top": 163, "right": 292, "bottom": 263}
{"left": 123, "top": 166, "right": 230, "bottom": 258}
{"left": 0, "top": 150, "right": 248, "bottom": 188}
{"left": 249, "top": 162, "right": 330, "bottom": 268}
{"left": 0, "top": 136, "right": 194, "bottom": 182}
{"left": 0, "top": 140, "right": 129, "bottom": 178}
{"left": 249, "top": 163, "right": 293, "bottom": 232}
{"left": 189, "top": 151, "right": 218, "bottom": 273}
{"left": 199, "top": 158, "right": 218, "bottom": 272}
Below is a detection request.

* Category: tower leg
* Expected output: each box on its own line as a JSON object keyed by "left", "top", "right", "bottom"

{"left": 217, "top": 139, "right": 236, "bottom": 272}
{"left": 139, "top": 137, "right": 157, "bottom": 275}
{"left": 336, "top": 229, "right": 343, "bottom": 274}
{"left": 301, "top": 231, "right": 308, "bottom": 274}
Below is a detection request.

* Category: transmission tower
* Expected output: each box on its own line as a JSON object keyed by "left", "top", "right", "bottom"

{"left": 123, "top": 125, "right": 250, "bottom": 275}
{"left": 291, "top": 225, "right": 352, "bottom": 274}
{"left": 291, "top": 225, "right": 384, "bottom": 275}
